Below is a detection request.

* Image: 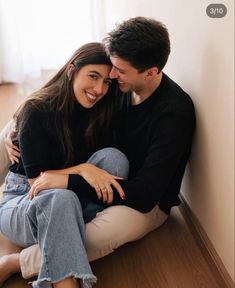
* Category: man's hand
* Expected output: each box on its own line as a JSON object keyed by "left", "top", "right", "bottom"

{"left": 4, "top": 128, "right": 20, "bottom": 164}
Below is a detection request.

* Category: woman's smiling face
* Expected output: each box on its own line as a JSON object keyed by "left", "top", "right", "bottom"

{"left": 72, "top": 64, "right": 112, "bottom": 108}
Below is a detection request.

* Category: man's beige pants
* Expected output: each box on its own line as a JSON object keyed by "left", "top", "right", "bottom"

{"left": 0, "top": 121, "right": 168, "bottom": 279}
{"left": 20, "top": 205, "right": 167, "bottom": 278}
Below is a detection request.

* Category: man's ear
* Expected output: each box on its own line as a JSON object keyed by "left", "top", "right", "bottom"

{"left": 145, "top": 67, "right": 158, "bottom": 80}
{"left": 67, "top": 64, "right": 75, "bottom": 80}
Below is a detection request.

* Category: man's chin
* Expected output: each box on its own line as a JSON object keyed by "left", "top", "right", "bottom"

{"left": 119, "top": 85, "right": 130, "bottom": 93}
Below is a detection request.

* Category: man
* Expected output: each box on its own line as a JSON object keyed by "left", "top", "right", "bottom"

{"left": 0, "top": 17, "right": 195, "bottom": 282}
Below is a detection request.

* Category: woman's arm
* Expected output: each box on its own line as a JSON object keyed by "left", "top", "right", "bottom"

{"left": 28, "top": 172, "right": 68, "bottom": 200}
{"left": 6, "top": 135, "right": 125, "bottom": 203}
{"left": 28, "top": 164, "right": 125, "bottom": 204}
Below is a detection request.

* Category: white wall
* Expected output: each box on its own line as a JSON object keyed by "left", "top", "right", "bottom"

{"left": 104, "top": 0, "right": 234, "bottom": 281}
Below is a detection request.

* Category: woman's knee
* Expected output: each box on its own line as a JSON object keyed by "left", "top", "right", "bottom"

{"left": 26, "top": 189, "right": 84, "bottom": 237}
{"left": 87, "top": 148, "right": 129, "bottom": 178}
{"left": 49, "top": 188, "right": 78, "bottom": 202}
{"left": 29, "top": 189, "right": 82, "bottom": 215}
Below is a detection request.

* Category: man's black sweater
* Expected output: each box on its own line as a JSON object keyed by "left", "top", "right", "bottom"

{"left": 68, "top": 73, "right": 195, "bottom": 214}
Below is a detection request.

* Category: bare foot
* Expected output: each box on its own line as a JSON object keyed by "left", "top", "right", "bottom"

{"left": 0, "top": 253, "right": 20, "bottom": 286}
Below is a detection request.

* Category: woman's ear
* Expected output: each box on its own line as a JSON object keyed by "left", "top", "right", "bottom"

{"left": 67, "top": 64, "right": 75, "bottom": 80}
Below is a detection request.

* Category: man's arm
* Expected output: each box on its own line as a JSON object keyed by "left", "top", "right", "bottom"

{"left": 0, "top": 119, "right": 14, "bottom": 185}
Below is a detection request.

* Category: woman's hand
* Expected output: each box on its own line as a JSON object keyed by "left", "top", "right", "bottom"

{"left": 28, "top": 172, "right": 68, "bottom": 200}
{"left": 76, "top": 163, "right": 126, "bottom": 204}
{"left": 4, "top": 128, "right": 20, "bottom": 164}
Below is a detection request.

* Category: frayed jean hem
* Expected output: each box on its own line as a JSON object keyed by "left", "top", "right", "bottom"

{"left": 31, "top": 272, "right": 97, "bottom": 288}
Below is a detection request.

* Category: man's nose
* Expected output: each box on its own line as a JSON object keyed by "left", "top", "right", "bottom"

{"left": 109, "top": 67, "right": 118, "bottom": 79}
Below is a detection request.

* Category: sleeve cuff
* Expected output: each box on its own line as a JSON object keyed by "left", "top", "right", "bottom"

{"left": 68, "top": 174, "right": 84, "bottom": 192}
{"left": 68, "top": 174, "right": 96, "bottom": 200}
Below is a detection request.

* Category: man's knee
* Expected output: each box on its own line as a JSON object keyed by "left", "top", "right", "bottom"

{"left": 20, "top": 244, "right": 41, "bottom": 279}
{"left": 85, "top": 205, "right": 153, "bottom": 261}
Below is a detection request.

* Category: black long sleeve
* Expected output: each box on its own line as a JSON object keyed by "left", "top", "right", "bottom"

{"left": 10, "top": 102, "right": 91, "bottom": 178}
{"left": 68, "top": 74, "right": 195, "bottom": 214}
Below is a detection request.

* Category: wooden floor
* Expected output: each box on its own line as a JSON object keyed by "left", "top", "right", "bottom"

{"left": 0, "top": 77, "right": 225, "bottom": 287}
{"left": 0, "top": 208, "right": 222, "bottom": 288}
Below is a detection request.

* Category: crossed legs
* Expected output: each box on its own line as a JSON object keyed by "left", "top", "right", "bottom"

{"left": 0, "top": 147, "right": 168, "bottom": 286}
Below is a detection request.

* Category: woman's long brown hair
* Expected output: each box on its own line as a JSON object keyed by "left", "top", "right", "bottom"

{"left": 14, "top": 43, "right": 119, "bottom": 167}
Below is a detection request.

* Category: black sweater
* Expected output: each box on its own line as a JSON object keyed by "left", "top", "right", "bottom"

{"left": 10, "top": 102, "right": 92, "bottom": 178}
{"left": 68, "top": 74, "right": 195, "bottom": 214}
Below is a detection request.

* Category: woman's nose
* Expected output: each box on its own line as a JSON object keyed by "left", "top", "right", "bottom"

{"left": 109, "top": 67, "right": 118, "bottom": 79}
{"left": 94, "top": 81, "right": 106, "bottom": 95}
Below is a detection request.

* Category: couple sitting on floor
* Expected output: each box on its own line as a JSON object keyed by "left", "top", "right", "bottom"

{"left": 0, "top": 17, "right": 195, "bottom": 288}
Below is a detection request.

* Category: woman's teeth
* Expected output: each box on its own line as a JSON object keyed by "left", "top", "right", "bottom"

{"left": 86, "top": 93, "right": 97, "bottom": 101}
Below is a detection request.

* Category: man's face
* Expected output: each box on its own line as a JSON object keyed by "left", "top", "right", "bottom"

{"left": 109, "top": 56, "right": 146, "bottom": 93}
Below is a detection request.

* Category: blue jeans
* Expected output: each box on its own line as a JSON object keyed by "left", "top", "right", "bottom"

{"left": 0, "top": 148, "right": 129, "bottom": 288}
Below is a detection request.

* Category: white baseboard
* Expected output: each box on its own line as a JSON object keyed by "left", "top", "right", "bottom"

{"left": 179, "top": 194, "right": 234, "bottom": 288}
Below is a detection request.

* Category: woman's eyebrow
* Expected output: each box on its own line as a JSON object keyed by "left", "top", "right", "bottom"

{"left": 89, "top": 71, "right": 110, "bottom": 80}
{"left": 89, "top": 71, "right": 101, "bottom": 76}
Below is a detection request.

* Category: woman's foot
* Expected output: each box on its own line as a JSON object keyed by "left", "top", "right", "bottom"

{"left": 0, "top": 253, "right": 20, "bottom": 285}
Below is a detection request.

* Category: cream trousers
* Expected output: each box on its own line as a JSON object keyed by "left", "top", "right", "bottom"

{"left": 20, "top": 204, "right": 168, "bottom": 279}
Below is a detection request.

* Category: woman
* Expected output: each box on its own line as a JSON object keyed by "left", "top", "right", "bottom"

{"left": 0, "top": 42, "right": 129, "bottom": 288}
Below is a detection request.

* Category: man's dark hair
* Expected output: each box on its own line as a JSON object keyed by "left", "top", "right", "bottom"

{"left": 103, "top": 17, "right": 171, "bottom": 73}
